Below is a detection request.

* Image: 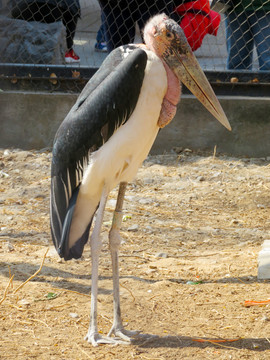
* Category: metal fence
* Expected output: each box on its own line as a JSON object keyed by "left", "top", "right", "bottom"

{"left": 1, "top": 0, "right": 270, "bottom": 93}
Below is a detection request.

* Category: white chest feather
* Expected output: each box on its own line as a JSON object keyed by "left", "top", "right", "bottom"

{"left": 84, "top": 51, "right": 167, "bottom": 193}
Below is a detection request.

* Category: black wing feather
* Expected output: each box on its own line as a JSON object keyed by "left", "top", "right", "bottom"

{"left": 50, "top": 46, "right": 148, "bottom": 259}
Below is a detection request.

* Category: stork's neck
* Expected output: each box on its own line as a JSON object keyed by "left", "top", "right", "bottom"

{"left": 162, "top": 60, "right": 181, "bottom": 106}
{"left": 137, "top": 43, "right": 181, "bottom": 104}
{"left": 157, "top": 61, "right": 181, "bottom": 128}
{"left": 136, "top": 43, "right": 181, "bottom": 128}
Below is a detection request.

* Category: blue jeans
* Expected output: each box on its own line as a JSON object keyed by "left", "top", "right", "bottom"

{"left": 225, "top": 10, "right": 270, "bottom": 70}
{"left": 96, "top": 12, "right": 106, "bottom": 44}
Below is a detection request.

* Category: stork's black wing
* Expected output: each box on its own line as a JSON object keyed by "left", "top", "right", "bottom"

{"left": 50, "top": 46, "right": 148, "bottom": 260}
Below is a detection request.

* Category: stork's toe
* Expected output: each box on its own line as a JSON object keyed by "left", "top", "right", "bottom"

{"left": 85, "top": 331, "right": 131, "bottom": 346}
{"left": 107, "top": 326, "right": 141, "bottom": 342}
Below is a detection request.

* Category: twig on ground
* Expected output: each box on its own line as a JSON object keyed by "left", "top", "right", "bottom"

{"left": 244, "top": 299, "right": 270, "bottom": 306}
{"left": 0, "top": 274, "right": 15, "bottom": 305}
{"left": 192, "top": 338, "right": 240, "bottom": 343}
{"left": 14, "top": 248, "right": 49, "bottom": 293}
{"left": 192, "top": 337, "right": 241, "bottom": 349}
{"left": 120, "top": 282, "right": 136, "bottom": 302}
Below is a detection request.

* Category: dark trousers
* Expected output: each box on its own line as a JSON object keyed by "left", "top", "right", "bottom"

{"left": 12, "top": 2, "right": 79, "bottom": 50}
{"left": 99, "top": 0, "right": 177, "bottom": 52}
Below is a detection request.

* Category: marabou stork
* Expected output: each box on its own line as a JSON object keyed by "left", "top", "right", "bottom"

{"left": 50, "top": 14, "right": 231, "bottom": 346}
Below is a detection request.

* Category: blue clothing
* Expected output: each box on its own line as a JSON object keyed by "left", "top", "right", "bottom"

{"left": 96, "top": 12, "right": 106, "bottom": 44}
{"left": 225, "top": 10, "right": 270, "bottom": 70}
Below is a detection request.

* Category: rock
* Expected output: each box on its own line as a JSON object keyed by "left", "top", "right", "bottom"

{"left": 3, "top": 241, "right": 14, "bottom": 252}
{"left": 155, "top": 252, "right": 168, "bottom": 258}
{"left": 0, "top": 15, "right": 65, "bottom": 64}
{"left": 145, "top": 225, "right": 154, "bottom": 234}
{"left": 18, "top": 299, "right": 31, "bottom": 306}
{"left": 261, "top": 315, "right": 270, "bottom": 322}
{"left": 0, "top": 170, "right": 9, "bottom": 178}
{"left": 127, "top": 224, "right": 139, "bottom": 232}
{"left": 143, "top": 178, "right": 154, "bottom": 185}
{"left": 69, "top": 313, "right": 79, "bottom": 319}
{"left": 139, "top": 198, "right": 153, "bottom": 205}
{"left": 3, "top": 149, "right": 11, "bottom": 156}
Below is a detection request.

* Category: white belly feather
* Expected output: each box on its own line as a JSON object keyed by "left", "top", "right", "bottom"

{"left": 69, "top": 51, "right": 167, "bottom": 246}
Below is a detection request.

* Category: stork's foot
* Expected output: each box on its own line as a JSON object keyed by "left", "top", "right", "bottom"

{"left": 84, "top": 331, "right": 131, "bottom": 347}
{"left": 107, "top": 325, "right": 140, "bottom": 342}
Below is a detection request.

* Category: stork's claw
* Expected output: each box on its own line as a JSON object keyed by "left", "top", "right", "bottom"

{"left": 107, "top": 326, "right": 141, "bottom": 342}
{"left": 84, "top": 331, "right": 130, "bottom": 347}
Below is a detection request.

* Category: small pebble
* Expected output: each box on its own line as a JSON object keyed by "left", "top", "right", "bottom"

{"left": 4, "top": 242, "right": 14, "bottom": 252}
{"left": 3, "top": 149, "right": 11, "bottom": 156}
{"left": 139, "top": 198, "right": 152, "bottom": 205}
{"left": 155, "top": 252, "right": 168, "bottom": 258}
{"left": 261, "top": 315, "right": 269, "bottom": 322}
{"left": 127, "top": 224, "right": 139, "bottom": 232}
{"left": 18, "top": 299, "right": 31, "bottom": 306}
{"left": 69, "top": 313, "right": 79, "bottom": 319}
{"left": 0, "top": 170, "right": 9, "bottom": 178}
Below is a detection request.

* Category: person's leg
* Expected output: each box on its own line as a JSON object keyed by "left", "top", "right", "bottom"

{"left": 95, "top": 12, "right": 108, "bottom": 51}
{"left": 225, "top": 11, "right": 254, "bottom": 70}
{"left": 62, "top": 10, "right": 79, "bottom": 51}
{"left": 61, "top": 8, "right": 80, "bottom": 62}
{"left": 250, "top": 10, "right": 270, "bottom": 70}
{"left": 99, "top": 0, "right": 135, "bottom": 52}
{"left": 99, "top": 11, "right": 107, "bottom": 43}
{"left": 96, "top": 25, "right": 103, "bottom": 44}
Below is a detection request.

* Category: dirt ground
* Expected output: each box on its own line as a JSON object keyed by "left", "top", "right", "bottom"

{"left": 1, "top": 147, "right": 270, "bottom": 359}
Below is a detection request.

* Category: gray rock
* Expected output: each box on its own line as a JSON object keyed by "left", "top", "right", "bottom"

{"left": 0, "top": 15, "right": 65, "bottom": 64}
{"left": 127, "top": 224, "right": 139, "bottom": 232}
{"left": 155, "top": 252, "right": 168, "bottom": 258}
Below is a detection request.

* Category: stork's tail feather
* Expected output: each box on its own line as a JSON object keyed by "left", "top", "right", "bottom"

{"left": 60, "top": 222, "right": 92, "bottom": 260}
{"left": 52, "top": 187, "right": 93, "bottom": 261}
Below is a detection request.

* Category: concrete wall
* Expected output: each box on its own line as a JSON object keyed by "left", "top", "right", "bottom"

{"left": 1, "top": 91, "right": 75, "bottom": 150}
{"left": 1, "top": 90, "right": 270, "bottom": 157}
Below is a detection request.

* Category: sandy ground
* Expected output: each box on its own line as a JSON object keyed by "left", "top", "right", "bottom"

{"left": 1, "top": 147, "right": 270, "bottom": 359}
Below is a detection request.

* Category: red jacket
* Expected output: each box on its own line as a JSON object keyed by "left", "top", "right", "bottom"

{"left": 175, "top": 0, "right": 221, "bottom": 51}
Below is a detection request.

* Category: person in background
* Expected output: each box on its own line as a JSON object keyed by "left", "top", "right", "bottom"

{"left": 95, "top": 12, "right": 108, "bottom": 52}
{"left": 98, "top": 0, "right": 177, "bottom": 52}
{"left": 11, "top": 0, "right": 81, "bottom": 63}
{"left": 175, "top": 0, "right": 221, "bottom": 51}
{"left": 225, "top": 0, "right": 270, "bottom": 70}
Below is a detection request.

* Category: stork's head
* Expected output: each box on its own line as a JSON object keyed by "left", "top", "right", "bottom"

{"left": 144, "top": 14, "right": 231, "bottom": 131}
{"left": 144, "top": 14, "right": 190, "bottom": 58}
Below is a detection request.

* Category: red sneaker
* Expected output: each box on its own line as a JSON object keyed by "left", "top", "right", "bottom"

{"left": 65, "top": 49, "right": 80, "bottom": 63}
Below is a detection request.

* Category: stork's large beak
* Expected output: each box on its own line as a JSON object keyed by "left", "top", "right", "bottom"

{"left": 163, "top": 22, "right": 231, "bottom": 131}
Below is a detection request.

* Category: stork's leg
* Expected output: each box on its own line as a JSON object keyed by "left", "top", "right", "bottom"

{"left": 107, "top": 182, "right": 140, "bottom": 342}
{"left": 85, "top": 186, "right": 128, "bottom": 346}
